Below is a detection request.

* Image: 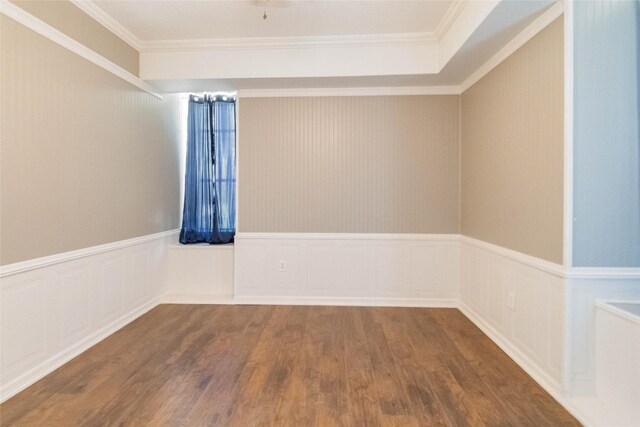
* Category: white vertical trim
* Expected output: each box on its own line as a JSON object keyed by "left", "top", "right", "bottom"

{"left": 233, "top": 98, "right": 241, "bottom": 299}
{"left": 235, "top": 98, "right": 241, "bottom": 234}
{"left": 458, "top": 93, "right": 463, "bottom": 233}
{"left": 562, "top": 0, "right": 575, "bottom": 395}
{"left": 178, "top": 96, "right": 188, "bottom": 227}
{"left": 563, "top": 0, "right": 574, "bottom": 269}
{"left": 0, "top": 1, "right": 162, "bottom": 100}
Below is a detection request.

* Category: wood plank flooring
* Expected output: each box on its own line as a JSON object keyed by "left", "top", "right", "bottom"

{"left": 0, "top": 305, "right": 580, "bottom": 426}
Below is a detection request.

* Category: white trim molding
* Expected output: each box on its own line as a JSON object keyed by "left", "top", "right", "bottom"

{"left": 236, "top": 86, "right": 461, "bottom": 98}
{"left": 235, "top": 232, "right": 460, "bottom": 241}
{"left": 435, "top": 0, "right": 469, "bottom": 42}
{"left": 234, "top": 296, "right": 458, "bottom": 308}
{"left": 563, "top": 0, "right": 575, "bottom": 269}
{"left": 69, "top": 0, "right": 142, "bottom": 51}
{"left": 160, "top": 295, "right": 235, "bottom": 305}
{"left": 0, "top": 229, "right": 179, "bottom": 279}
{"left": 140, "top": 32, "right": 437, "bottom": 53}
{"left": 459, "top": 235, "right": 565, "bottom": 277}
{"left": 565, "top": 268, "right": 640, "bottom": 280}
{"left": 59, "top": 0, "right": 558, "bottom": 99}
{"left": 69, "top": 0, "right": 468, "bottom": 54}
{"left": 0, "top": 1, "right": 162, "bottom": 99}
{"left": 460, "top": 1, "right": 564, "bottom": 92}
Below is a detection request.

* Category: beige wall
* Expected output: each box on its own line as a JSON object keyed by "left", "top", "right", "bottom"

{"left": 10, "top": 0, "right": 139, "bottom": 75}
{"left": 0, "top": 15, "right": 181, "bottom": 265}
{"left": 239, "top": 96, "right": 460, "bottom": 233}
{"left": 461, "top": 18, "right": 564, "bottom": 263}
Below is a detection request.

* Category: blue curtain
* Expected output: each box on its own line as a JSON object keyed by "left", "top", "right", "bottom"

{"left": 180, "top": 95, "right": 236, "bottom": 244}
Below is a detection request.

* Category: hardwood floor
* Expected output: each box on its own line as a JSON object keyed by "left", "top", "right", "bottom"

{"left": 0, "top": 305, "right": 580, "bottom": 426}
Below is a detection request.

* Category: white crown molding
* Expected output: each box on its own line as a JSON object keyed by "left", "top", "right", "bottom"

{"left": 67, "top": 0, "right": 466, "bottom": 54}
{"left": 0, "top": 1, "right": 162, "bottom": 100}
{"left": 70, "top": 0, "right": 142, "bottom": 51}
{"left": 236, "top": 86, "right": 461, "bottom": 98}
{"left": 68, "top": 0, "right": 445, "bottom": 53}
{"left": 236, "top": 232, "right": 460, "bottom": 241}
{"left": 459, "top": 1, "right": 564, "bottom": 93}
{"left": 138, "top": 32, "right": 437, "bottom": 53}
{"left": 435, "top": 0, "right": 468, "bottom": 41}
{"left": 0, "top": 229, "right": 179, "bottom": 279}
{"left": 51, "top": 0, "right": 470, "bottom": 55}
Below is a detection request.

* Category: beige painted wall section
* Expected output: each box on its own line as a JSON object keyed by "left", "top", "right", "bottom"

{"left": 239, "top": 96, "right": 460, "bottom": 233}
{"left": 0, "top": 16, "right": 181, "bottom": 265}
{"left": 461, "top": 18, "right": 564, "bottom": 263}
{"left": 10, "top": 0, "right": 139, "bottom": 75}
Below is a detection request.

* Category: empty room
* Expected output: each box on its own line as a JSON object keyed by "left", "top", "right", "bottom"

{"left": 1, "top": 0, "right": 639, "bottom": 425}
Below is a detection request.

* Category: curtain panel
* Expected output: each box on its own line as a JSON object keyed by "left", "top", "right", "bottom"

{"left": 180, "top": 94, "right": 236, "bottom": 244}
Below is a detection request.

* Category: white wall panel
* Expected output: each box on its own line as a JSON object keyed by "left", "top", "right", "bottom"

{"left": 459, "top": 237, "right": 566, "bottom": 394}
{"left": 164, "top": 244, "right": 235, "bottom": 302}
{"left": 567, "top": 278, "right": 640, "bottom": 396}
{"left": 0, "top": 231, "right": 176, "bottom": 402}
{"left": 235, "top": 233, "right": 459, "bottom": 305}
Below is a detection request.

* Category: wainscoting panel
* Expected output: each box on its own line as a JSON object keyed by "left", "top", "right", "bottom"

{"left": 234, "top": 233, "right": 460, "bottom": 305}
{"left": 567, "top": 276, "right": 640, "bottom": 396}
{"left": 164, "top": 243, "right": 235, "bottom": 303}
{"left": 459, "top": 237, "right": 566, "bottom": 396}
{"left": 0, "top": 230, "right": 177, "bottom": 402}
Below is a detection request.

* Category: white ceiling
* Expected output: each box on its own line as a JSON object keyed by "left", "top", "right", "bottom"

{"left": 149, "top": 0, "right": 548, "bottom": 93}
{"left": 74, "top": 0, "right": 560, "bottom": 92}
{"left": 93, "top": 0, "right": 455, "bottom": 41}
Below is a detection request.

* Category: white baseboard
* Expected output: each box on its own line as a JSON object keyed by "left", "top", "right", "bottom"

{"left": 160, "top": 294, "right": 235, "bottom": 305}
{"left": 458, "top": 303, "right": 561, "bottom": 400}
{"left": 0, "top": 296, "right": 161, "bottom": 402}
{"left": 160, "top": 294, "right": 457, "bottom": 308}
{"left": 458, "top": 303, "right": 592, "bottom": 426}
{"left": 234, "top": 296, "right": 458, "bottom": 308}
